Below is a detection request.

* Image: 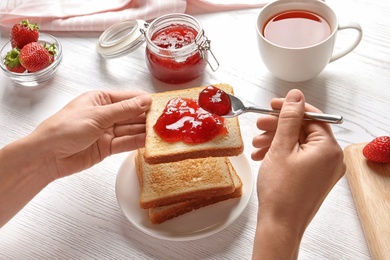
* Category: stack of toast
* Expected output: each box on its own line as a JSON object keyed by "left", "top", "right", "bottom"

{"left": 135, "top": 83, "right": 245, "bottom": 224}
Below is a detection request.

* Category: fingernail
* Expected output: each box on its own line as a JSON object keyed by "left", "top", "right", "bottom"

{"left": 286, "top": 89, "right": 303, "bottom": 103}
{"left": 136, "top": 94, "right": 152, "bottom": 108}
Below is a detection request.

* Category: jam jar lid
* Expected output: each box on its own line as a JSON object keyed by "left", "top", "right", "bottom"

{"left": 96, "top": 20, "right": 147, "bottom": 59}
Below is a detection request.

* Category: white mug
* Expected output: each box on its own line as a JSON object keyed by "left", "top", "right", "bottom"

{"left": 256, "top": 0, "right": 363, "bottom": 82}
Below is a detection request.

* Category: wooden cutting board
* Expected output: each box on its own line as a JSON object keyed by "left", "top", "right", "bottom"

{"left": 344, "top": 143, "right": 390, "bottom": 260}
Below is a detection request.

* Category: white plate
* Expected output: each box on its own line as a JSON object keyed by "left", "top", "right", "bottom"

{"left": 115, "top": 151, "right": 254, "bottom": 241}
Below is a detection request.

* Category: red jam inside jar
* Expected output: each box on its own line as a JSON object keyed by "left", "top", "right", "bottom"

{"left": 198, "top": 85, "right": 232, "bottom": 116}
{"left": 145, "top": 22, "right": 208, "bottom": 84}
{"left": 153, "top": 97, "right": 227, "bottom": 144}
{"left": 151, "top": 24, "right": 197, "bottom": 50}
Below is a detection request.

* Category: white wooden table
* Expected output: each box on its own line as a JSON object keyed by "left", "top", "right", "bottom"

{"left": 1, "top": 0, "right": 388, "bottom": 258}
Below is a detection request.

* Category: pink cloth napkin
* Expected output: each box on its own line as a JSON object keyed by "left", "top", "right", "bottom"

{"left": 0, "top": 0, "right": 266, "bottom": 32}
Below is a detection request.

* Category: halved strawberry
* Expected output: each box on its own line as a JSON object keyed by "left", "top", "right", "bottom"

{"left": 10, "top": 19, "right": 39, "bottom": 49}
{"left": 363, "top": 136, "right": 390, "bottom": 163}
{"left": 19, "top": 42, "right": 51, "bottom": 72}
{"left": 4, "top": 48, "right": 26, "bottom": 73}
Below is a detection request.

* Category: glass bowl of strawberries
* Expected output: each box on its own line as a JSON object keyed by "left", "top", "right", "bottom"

{"left": 0, "top": 20, "right": 63, "bottom": 87}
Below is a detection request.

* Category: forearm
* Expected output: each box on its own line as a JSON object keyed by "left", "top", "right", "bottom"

{"left": 252, "top": 215, "right": 303, "bottom": 260}
{"left": 0, "top": 134, "right": 57, "bottom": 228}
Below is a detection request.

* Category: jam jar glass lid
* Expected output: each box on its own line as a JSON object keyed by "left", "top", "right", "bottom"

{"left": 96, "top": 20, "right": 147, "bottom": 59}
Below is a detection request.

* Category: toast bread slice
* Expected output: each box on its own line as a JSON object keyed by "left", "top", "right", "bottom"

{"left": 144, "top": 83, "right": 244, "bottom": 164}
{"left": 148, "top": 159, "right": 243, "bottom": 224}
{"left": 135, "top": 148, "right": 235, "bottom": 209}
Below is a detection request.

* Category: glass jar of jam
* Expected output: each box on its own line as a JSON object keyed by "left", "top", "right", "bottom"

{"left": 96, "top": 13, "right": 218, "bottom": 84}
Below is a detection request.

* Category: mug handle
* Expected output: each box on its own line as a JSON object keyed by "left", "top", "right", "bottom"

{"left": 330, "top": 22, "right": 363, "bottom": 62}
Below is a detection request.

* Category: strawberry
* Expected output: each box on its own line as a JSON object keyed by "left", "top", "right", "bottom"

{"left": 10, "top": 19, "right": 39, "bottom": 49}
{"left": 4, "top": 48, "right": 26, "bottom": 73}
{"left": 363, "top": 136, "right": 390, "bottom": 163}
{"left": 43, "top": 43, "right": 57, "bottom": 62}
{"left": 19, "top": 42, "right": 51, "bottom": 72}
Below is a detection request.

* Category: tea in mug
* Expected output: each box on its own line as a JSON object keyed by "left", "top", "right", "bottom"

{"left": 263, "top": 10, "right": 331, "bottom": 48}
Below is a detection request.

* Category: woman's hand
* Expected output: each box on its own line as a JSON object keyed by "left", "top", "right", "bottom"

{"left": 32, "top": 90, "right": 152, "bottom": 179}
{"left": 0, "top": 90, "right": 152, "bottom": 227}
{"left": 251, "top": 89, "right": 345, "bottom": 259}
